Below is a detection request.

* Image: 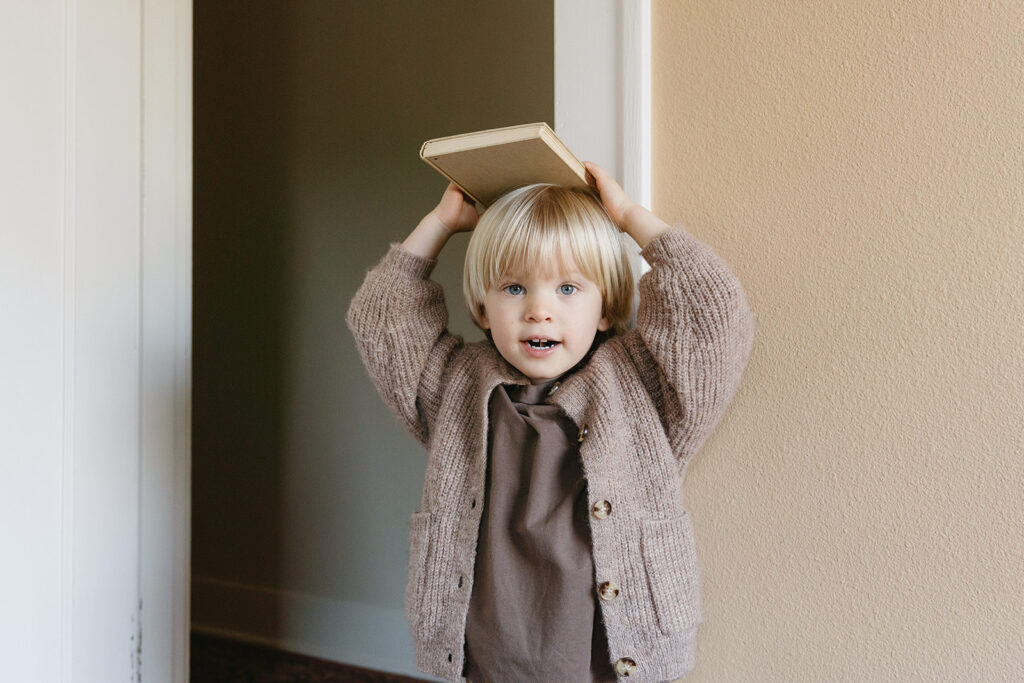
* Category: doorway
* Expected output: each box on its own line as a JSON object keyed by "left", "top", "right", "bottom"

{"left": 191, "top": 1, "right": 554, "bottom": 676}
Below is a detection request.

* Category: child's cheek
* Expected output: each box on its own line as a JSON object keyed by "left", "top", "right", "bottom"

{"left": 496, "top": 338, "right": 518, "bottom": 366}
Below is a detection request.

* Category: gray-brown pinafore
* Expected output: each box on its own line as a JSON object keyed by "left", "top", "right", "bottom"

{"left": 463, "top": 377, "right": 617, "bottom": 683}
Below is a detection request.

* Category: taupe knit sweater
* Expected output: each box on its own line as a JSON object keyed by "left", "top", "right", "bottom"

{"left": 347, "top": 227, "right": 755, "bottom": 682}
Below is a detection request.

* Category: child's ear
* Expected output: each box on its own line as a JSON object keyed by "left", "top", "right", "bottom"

{"left": 597, "top": 315, "right": 611, "bottom": 332}
{"left": 479, "top": 305, "right": 490, "bottom": 330}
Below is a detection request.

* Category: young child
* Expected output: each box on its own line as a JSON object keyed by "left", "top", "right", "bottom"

{"left": 347, "top": 162, "right": 754, "bottom": 682}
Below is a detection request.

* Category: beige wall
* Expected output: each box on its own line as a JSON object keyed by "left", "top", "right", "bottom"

{"left": 192, "top": 1, "right": 552, "bottom": 672}
{"left": 653, "top": 1, "right": 1023, "bottom": 681}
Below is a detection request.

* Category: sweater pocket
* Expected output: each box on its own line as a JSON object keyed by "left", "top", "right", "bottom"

{"left": 404, "top": 511, "right": 432, "bottom": 634}
{"left": 641, "top": 512, "right": 703, "bottom": 635}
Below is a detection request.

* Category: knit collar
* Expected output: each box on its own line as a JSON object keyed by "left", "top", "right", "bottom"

{"left": 480, "top": 344, "right": 595, "bottom": 425}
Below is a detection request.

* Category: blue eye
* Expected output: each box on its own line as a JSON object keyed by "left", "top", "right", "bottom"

{"left": 504, "top": 284, "right": 525, "bottom": 295}
{"left": 559, "top": 284, "right": 577, "bottom": 295}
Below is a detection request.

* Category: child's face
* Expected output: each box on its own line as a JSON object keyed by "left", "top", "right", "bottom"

{"left": 481, "top": 258, "right": 610, "bottom": 382}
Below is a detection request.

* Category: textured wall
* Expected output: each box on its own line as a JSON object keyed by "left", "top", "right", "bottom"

{"left": 652, "top": 1, "right": 1024, "bottom": 681}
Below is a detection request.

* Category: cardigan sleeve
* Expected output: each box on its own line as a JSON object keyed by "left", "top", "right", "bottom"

{"left": 630, "top": 227, "right": 755, "bottom": 467}
{"left": 346, "top": 243, "right": 462, "bottom": 448}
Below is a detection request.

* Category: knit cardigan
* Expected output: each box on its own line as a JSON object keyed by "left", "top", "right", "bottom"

{"left": 346, "top": 227, "right": 755, "bottom": 682}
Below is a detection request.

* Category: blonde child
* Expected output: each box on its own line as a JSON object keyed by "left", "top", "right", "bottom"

{"left": 347, "top": 162, "right": 754, "bottom": 682}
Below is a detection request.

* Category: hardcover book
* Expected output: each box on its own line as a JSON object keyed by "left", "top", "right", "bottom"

{"left": 420, "top": 122, "right": 593, "bottom": 207}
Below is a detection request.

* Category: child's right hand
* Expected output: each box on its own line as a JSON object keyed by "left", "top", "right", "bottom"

{"left": 403, "top": 183, "right": 478, "bottom": 259}
{"left": 431, "top": 183, "right": 479, "bottom": 234}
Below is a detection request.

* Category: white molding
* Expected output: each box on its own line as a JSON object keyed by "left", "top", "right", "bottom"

{"left": 61, "top": 2, "right": 78, "bottom": 679}
{"left": 554, "top": 0, "right": 652, "bottom": 302}
{"left": 620, "top": 0, "right": 651, "bottom": 211}
{"left": 139, "top": 0, "right": 192, "bottom": 681}
{"left": 57, "top": 1, "right": 146, "bottom": 679}
{"left": 2, "top": 2, "right": 188, "bottom": 680}
{"left": 554, "top": 0, "right": 619, "bottom": 175}
{"left": 553, "top": 0, "right": 651, "bottom": 208}
{"left": 191, "top": 577, "right": 442, "bottom": 681}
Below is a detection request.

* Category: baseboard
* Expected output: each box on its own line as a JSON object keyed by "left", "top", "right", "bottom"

{"left": 191, "top": 576, "right": 443, "bottom": 681}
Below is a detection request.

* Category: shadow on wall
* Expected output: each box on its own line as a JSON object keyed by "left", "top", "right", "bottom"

{"left": 191, "top": 0, "right": 291, "bottom": 632}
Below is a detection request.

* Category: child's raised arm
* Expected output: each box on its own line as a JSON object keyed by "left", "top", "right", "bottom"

{"left": 584, "top": 160, "right": 755, "bottom": 468}
{"left": 346, "top": 183, "right": 476, "bottom": 447}
{"left": 401, "top": 182, "right": 479, "bottom": 259}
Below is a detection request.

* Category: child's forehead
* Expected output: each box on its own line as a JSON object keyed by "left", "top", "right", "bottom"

{"left": 499, "top": 254, "right": 585, "bottom": 280}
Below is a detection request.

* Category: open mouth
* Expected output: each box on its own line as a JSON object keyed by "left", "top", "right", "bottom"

{"left": 521, "top": 338, "right": 562, "bottom": 357}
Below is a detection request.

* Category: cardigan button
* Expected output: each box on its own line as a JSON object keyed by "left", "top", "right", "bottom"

{"left": 598, "top": 580, "right": 620, "bottom": 601}
{"left": 577, "top": 423, "right": 588, "bottom": 443}
{"left": 591, "top": 499, "right": 611, "bottom": 519}
{"left": 546, "top": 381, "right": 561, "bottom": 396}
{"left": 614, "top": 657, "right": 637, "bottom": 676}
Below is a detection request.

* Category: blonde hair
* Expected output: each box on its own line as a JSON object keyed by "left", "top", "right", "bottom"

{"left": 463, "top": 183, "right": 635, "bottom": 336}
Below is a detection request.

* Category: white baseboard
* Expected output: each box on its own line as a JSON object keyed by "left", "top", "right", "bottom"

{"left": 192, "top": 576, "right": 444, "bottom": 681}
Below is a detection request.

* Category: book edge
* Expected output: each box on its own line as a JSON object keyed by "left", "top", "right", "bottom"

{"left": 420, "top": 122, "right": 549, "bottom": 158}
{"left": 536, "top": 126, "right": 588, "bottom": 183}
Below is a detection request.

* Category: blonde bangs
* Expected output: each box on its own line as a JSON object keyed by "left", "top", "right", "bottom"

{"left": 463, "top": 184, "right": 635, "bottom": 334}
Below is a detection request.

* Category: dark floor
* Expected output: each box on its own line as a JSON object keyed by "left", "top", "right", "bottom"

{"left": 190, "top": 632, "right": 431, "bottom": 683}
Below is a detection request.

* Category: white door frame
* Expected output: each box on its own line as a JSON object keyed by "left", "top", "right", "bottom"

{"left": 73, "top": 0, "right": 192, "bottom": 679}
{"left": 2, "top": 0, "right": 190, "bottom": 680}
{"left": 140, "top": 0, "right": 193, "bottom": 680}
{"left": 555, "top": 0, "right": 651, "bottom": 210}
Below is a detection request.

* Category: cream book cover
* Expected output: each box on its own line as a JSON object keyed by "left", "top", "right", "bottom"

{"left": 420, "top": 122, "right": 592, "bottom": 207}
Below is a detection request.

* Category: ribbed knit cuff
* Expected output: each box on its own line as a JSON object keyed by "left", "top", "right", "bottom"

{"left": 639, "top": 226, "right": 708, "bottom": 268}
{"left": 382, "top": 242, "right": 439, "bottom": 280}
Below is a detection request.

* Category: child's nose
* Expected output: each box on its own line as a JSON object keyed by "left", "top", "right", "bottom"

{"left": 524, "top": 294, "right": 553, "bottom": 322}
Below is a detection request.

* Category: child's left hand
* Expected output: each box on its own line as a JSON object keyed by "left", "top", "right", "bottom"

{"left": 583, "top": 161, "right": 636, "bottom": 229}
{"left": 584, "top": 160, "right": 671, "bottom": 248}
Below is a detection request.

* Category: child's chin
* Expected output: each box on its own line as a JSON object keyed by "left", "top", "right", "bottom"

{"left": 515, "top": 358, "right": 578, "bottom": 382}
{"left": 496, "top": 342, "right": 585, "bottom": 380}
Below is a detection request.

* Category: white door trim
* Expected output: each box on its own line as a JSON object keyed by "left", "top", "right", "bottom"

{"left": 553, "top": 0, "right": 651, "bottom": 209}
{"left": 140, "top": 0, "right": 193, "bottom": 681}
{"left": 61, "top": 1, "right": 146, "bottom": 679}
